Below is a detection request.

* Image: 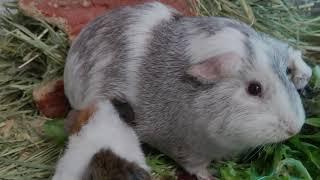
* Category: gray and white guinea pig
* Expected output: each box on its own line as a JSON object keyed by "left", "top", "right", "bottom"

{"left": 52, "top": 100, "right": 150, "bottom": 180}
{"left": 63, "top": 2, "right": 312, "bottom": 179}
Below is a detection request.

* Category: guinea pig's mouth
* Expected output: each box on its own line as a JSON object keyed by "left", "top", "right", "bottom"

{"left": 298, "top": 84, "right": 312, "bottom": 98}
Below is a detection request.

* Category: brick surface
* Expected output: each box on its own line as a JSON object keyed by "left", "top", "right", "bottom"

{"left": 19, "top": 0, "right": 197, "bottom": 40}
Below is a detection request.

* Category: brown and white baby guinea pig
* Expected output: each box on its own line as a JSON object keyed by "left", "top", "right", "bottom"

{"left": 52, "top": 100, "right": 151, "bottom": 180}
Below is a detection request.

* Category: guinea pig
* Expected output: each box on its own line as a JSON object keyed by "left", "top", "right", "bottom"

{"left": 63, "top": 2, "right": 312, "bottom": 179}
{"left": 52, "top": 100, "right": 150, "bottom": 180}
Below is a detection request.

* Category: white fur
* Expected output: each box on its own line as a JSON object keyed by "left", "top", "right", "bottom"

{"left": 84, "top": 53, "right": 114, "bottom": 108}
{"left": 188, "top": 27, "right": 247, "bottom": 64}
{"left": 206, "top": 38, "right": 305, "bottom": 151}
{"left": 125, "top": 2, "right": 173, "bottom": 103}
{"left": 64, "top": 53, "right": 84, "bottom": 109}
{"left": 249, "top": 38, "right": 272, "bottom": 65}
{"left": 64, "top": 51, "right": 114, "bottom": 109}
{"left": 52, "top": 101, "right": 149, "bottom": 180}
{"left": 250, "top": 40, "right": 305, "bottom": 136}
{"left": 288, "top": 48, "right": 312, "bottom": 89}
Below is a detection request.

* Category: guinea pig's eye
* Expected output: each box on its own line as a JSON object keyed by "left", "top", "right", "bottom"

{"left": 247, "top": 81, "right": 262, "bottom": 97}
{"left": 286, "top": 68, "right": 292, "bottom": 75}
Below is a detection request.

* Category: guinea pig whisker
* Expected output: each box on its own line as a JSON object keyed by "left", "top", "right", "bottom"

{"left": 243, "top": 141, "right": 266, "bottom": 162}
{"left": 247, "top": 146, "right": 264, "bottom": 161}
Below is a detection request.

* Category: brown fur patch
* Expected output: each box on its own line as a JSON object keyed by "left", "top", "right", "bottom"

{"left": 82, "top": 149, "right": 151, "bottom": 180}
{"left": 68, "top": 105, "right": 97, "bottom": 135}
{"left": 65, "top": 99, "right": 136, "bottom": 135}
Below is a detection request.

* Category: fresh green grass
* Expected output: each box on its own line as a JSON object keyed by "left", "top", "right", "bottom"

{"left": 0, "top": 0, "right": 319, "bottom": 179}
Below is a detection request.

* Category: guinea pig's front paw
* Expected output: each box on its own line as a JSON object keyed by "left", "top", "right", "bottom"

{"left": 184, "top": 167, "right": 218, "bottom": 180}
{"left": 182, "top": 160, "right": 219, "bottom": 180}
{"left": 196, "top": 173, "right": 219, "bottom": 180}
{"left": 176, "top": 170, "right": 218, "bottom": 180}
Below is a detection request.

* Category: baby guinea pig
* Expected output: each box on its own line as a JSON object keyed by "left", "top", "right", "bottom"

{"left": 63, "top": 2, "right": 312, "bottom": 179}
{"left": 52, "top": 100, "right": 150, "bottom": 180}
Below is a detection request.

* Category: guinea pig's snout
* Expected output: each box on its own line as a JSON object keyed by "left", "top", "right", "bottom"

{"left": 283, "top": 118, "right": 302, "bottom": 137}
{"left": 285, "top": 124, "right": 300, "bottom": 136}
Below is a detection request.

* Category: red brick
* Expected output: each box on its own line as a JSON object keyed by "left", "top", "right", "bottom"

{"left": 19, "top": 0, "right": 197, "bottom": 41}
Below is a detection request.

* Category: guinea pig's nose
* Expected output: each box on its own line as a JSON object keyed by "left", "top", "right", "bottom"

{"left": 286, "top": 128, "right": 296, "bottom": 136}
{"left": 285, "top": 123, "right": 301, "bottom": 136}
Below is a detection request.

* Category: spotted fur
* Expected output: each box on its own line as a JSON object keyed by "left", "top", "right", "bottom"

{"left": 64, "top": 2, "right": 312, "bottom": 179}
{"left": 52, "top": 101, "right": 149, "bottom": 180}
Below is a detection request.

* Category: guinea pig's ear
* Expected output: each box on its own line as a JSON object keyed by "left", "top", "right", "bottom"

{"left": 187, "top": 52, "right": 242, "bottom": 83}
